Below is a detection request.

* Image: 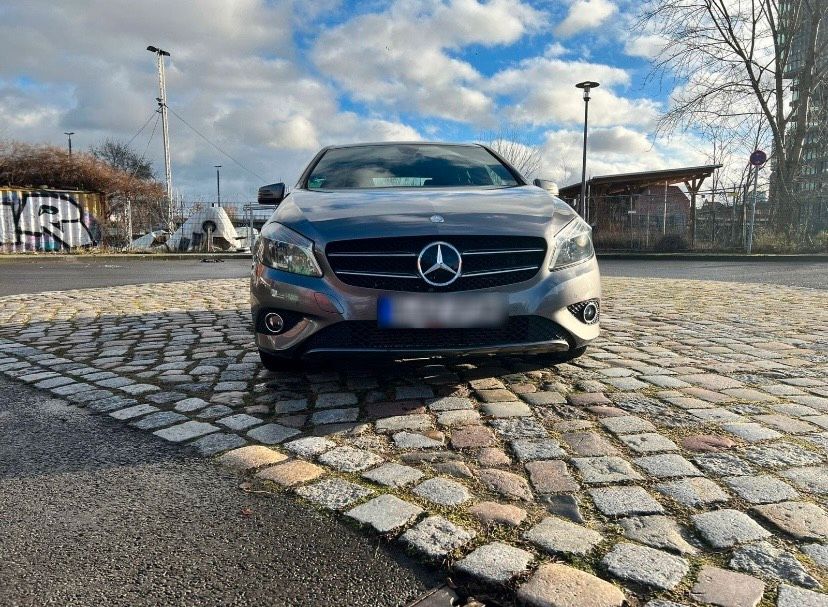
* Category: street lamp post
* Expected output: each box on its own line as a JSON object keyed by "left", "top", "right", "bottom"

{"left": 575, "top": 81, "right": 599, "bottom": 219}
{"left": 215, "top": 165, "right": 222, "bottom": 206}
{"left": 64, "top": 131, "right": 75, "bottom": 157}
{"left": 147, "top": 45, "right": 173, "bottom": 233}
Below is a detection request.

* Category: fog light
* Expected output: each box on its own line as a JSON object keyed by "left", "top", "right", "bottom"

{"left": 582, "top": 302, "right": 599, "bottom": 324}
{"left": 263, "top": 313, "right": 285, "bottom": 334}
{"left": 567, "top": 299, "right": 600, "bottom": 325}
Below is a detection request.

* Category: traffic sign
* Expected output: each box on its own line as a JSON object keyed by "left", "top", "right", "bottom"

{"left": 750, "top": 150, "right": 767, "bottom": 166}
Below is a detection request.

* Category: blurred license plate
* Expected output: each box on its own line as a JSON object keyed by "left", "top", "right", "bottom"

{"left": 377, "top": 294, "right": 507, "bottom": 329}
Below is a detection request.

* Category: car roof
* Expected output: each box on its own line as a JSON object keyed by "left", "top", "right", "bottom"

{"left": 322, "top": 141, "right": 485, "bottom": 151}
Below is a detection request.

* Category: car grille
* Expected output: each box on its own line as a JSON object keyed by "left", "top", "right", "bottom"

{"left": 326, "top": 235, "right": 547, "bottom": 292}
{"left": 302, "top": 316, "right": 568, "bottom": 352}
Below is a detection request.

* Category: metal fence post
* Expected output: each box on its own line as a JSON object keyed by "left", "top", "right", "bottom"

{"left": 126, "top": 196, "right": 133, "bottom": 247}
{"left": 747, "top": 165, "right": 758, "bottom": 254}
{"left": 249, "top": 202, "right": 254, "bottom": 250}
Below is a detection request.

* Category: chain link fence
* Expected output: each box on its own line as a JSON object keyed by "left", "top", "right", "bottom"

{"left": 587, "top": 184, "right": 827, "bottom": 252}
{"left": 117, "top": 200, "right": 274, "bottom": 253}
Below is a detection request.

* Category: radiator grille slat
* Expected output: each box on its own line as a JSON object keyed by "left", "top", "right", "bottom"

{"left": 326, "top": 235, "right": 547, "bottom": 292}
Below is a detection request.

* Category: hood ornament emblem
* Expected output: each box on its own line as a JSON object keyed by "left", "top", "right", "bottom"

{"left": 430, "top": 215, "right": 444, "bottom": 223}
{"left": 417, "top": 241, "right": 462, "bottom": 286}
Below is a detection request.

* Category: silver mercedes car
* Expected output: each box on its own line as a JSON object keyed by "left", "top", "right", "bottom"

{"left": 250, "top": 142, "right": 600, "bottom": 370}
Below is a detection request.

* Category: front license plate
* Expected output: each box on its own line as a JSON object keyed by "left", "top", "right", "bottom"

{"left": 377, "top": 293, "right": 507, "bottom": 329}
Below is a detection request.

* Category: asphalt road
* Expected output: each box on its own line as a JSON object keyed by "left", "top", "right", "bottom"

{"left": 0, "top": 256, "right": 825, "bottom": 296}
{"left": 0, "top": 257, "right": 252, "bottom": 296}
{"left": 600, "top": 258, "right": 828, "bottom": 289}
{"left": 0, "top": 377, "right": 440, "bottom": 607}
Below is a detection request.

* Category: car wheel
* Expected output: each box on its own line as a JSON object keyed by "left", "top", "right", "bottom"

{"left": 258, "top": 349, "right": 302, "bottom": 372}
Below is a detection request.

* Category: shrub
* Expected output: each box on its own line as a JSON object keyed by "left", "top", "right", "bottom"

{"left": 0, "top": 140, "right": 163, "bottom": 199}
{"left": 654, "top": 234, "right": 688, "bottom": 252}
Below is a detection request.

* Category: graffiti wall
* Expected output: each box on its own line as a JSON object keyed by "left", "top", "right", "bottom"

{"left": 0, "top": 188, "right": 104, "bottom": 252}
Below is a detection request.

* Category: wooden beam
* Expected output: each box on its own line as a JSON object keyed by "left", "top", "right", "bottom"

{"left": 683, "top": 180, "right": 697, "bottom": 249}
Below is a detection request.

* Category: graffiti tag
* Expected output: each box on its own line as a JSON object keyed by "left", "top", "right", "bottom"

{"left": 0, "top": 191, "right": 97, "bottom": 251}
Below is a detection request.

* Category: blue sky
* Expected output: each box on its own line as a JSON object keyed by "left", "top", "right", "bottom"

{"left": 0, "top": 0, "right": 704, "bottom": 199}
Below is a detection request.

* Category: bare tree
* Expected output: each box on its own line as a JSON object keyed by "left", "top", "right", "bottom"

{"left": 547, "top": 156, "right": 578, "bottom": 187}
{"left": 90, "top": 138, "right": 155, "bottom": 181}
{"left": 640, "top": 0, "right": 827, "bottom": 235}
{"left": 479, "top": 126, "right": 543, "bottom": 179}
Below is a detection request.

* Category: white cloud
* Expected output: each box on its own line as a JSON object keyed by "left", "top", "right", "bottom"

{"left": 539, "top": 127, "right": 707, "bottom": 185}
{"left": 588, "top": 126, "right": 654, "bottom": 154}
{"left": 488, "top": 57, "right": 660, "bottom": 128}
{"left": 312, "top": 0, "right": 545, "bottom": 124}
{"left": 0, "top": 0, "right": 420, "bottom": 198}
{"left": 555, "top": 0, "right": 618, "bottom": 38}
{"left": 624, "top": 34, "right": 668, "bottom": 59}
{"left": 0, "top": 85, "right": 62, "bottom": 137}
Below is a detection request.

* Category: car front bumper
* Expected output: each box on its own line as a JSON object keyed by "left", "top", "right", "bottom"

{"left": 250, "top": 256, "right": 601, "bottom": 359}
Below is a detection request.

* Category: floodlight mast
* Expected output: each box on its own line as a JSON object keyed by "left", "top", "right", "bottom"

{"left": 147, "top": 45, "right": 173, "bottom": 233}
{"left": 215, "top": 165, "right": 222, "bottom": 206}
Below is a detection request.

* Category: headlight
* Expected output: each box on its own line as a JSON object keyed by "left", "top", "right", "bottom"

{"left": 549, "top": 217, "right": 594, "bottom": 270}
{"left": 256, "top": 223, "right": 323, "bottom": 277}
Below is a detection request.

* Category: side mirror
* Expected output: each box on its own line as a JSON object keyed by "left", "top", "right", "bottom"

{"left": 258, "top": 183, "right": 286, "bottom": 205}
{"left": 533, "top": 178, "right": 559, "bottom": 196}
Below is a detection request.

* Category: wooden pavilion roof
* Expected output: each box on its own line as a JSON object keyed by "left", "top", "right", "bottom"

{"left": 558, "top": 164, "right": 723, "bottom": 198}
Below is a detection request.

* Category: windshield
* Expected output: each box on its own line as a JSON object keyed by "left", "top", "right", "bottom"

{"left": 305, "top": 144, "right": 520, "bottom": 189}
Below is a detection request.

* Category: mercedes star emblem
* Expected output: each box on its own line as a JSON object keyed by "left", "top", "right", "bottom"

{"left": 417, "top": 241, "right": 462, "bottom": 286}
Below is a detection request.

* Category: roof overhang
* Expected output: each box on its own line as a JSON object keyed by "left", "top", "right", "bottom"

{"left": 559, "top": 164, "right": 723, "bottom": 197}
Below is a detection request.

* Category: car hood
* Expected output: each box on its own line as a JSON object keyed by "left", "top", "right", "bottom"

{"left": 270, "top": 186, "right": 577, "bottom": 244}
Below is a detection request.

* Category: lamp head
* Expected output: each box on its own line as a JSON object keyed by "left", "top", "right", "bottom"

{"left": 576, "top": 81, "right": 600, "bottom": 100}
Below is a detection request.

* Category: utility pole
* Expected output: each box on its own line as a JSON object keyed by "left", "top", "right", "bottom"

{"left": 147, "top": 45, "right": 173, "bottom": 233}
{"left": 575, "top": 81, "right": 599, "bottom": 218}
{"left": 215, "top": 165, "right": 222, "bottom": 206}
{"left": 64, "top": 132, "right": 74, "bottom": 157}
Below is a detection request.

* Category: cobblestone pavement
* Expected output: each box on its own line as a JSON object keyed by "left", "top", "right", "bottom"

{"left": 1, "top": 277, "right": 827, "bottom": 607}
